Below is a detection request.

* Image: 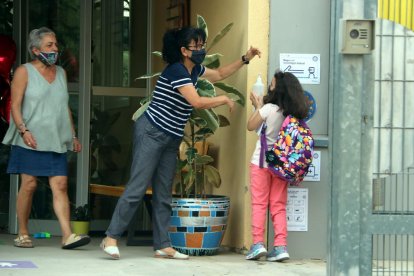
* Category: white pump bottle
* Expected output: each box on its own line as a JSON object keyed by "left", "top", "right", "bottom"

{"left": 252, "top": 74, "right": 264, "bottom": 97}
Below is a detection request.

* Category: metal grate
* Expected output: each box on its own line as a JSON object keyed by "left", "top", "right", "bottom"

{"left": 372, "top": 18, "right": 414, "bottom": 275}
{"left": 372, "top": 19, "right": 414, "bottom": 214}
{"left": 372, "top": 234, "right": 414, "bottom": 275}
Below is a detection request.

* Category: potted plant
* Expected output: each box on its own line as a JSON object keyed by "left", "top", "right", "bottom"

{"left": 134, "top": 15, "right": 245, "bottom": 256}
{"left": 70, "top": 204, "right": 91, "bottom": 235}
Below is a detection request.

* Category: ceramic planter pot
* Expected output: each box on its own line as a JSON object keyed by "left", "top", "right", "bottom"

{"left": 169, "top": 196, "right": 230, "bottom": 256}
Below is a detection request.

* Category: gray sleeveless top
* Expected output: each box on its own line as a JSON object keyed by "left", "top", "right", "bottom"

{"left": 2, "top": 63, "right": 73, "bottom": 153}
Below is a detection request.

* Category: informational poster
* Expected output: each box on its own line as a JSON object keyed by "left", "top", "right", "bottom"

{"left": 304, "top": 151, "right": 321, "bottom": 182}
{"left": 287, "top": 188, "right": 308, "bottom": 231}
{"left": 280, "top": 53, "right": 321, "bottom": 84}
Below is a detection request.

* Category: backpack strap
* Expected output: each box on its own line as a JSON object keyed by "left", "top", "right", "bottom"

{"left": 259, "top": 123, "right": 267, "bottom": 168}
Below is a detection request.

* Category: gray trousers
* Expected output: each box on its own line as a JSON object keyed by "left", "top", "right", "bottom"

{"left": 106, "top": 115, "right": 181, "bottom": 250}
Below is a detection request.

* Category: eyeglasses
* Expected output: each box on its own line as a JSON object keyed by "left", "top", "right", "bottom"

{"left": 186, "top": 43, "right": 206, "bottom": 51}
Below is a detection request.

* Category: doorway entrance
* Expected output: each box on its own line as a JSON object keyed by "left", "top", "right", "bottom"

{"left": 5, "top": 0, "right": 151, "bottom": 235}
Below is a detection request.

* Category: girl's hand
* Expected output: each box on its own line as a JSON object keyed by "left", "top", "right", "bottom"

{"left": 72, "top": 137, "right": 82, "bottom": 153}
{"left": 250, "top": 91, "right": 263, "bottom": 110}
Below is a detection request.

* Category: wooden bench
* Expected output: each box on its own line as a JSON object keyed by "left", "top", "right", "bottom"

{"left": 89, "top": 183, "right": 153, "bottom": 246}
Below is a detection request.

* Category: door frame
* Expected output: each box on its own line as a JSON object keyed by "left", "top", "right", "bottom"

{"left": 8, "top": 0, "right": 153, "bottom": 235}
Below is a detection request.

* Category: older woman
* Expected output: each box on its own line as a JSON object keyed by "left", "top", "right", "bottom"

{"left": 2, "top": 27, "right": 90, "bottom": 249}
{"left": 100, "top": 27, "right": 261, "bottom": 260}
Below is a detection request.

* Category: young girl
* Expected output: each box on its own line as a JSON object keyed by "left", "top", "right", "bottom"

{"left": 246, "top": 71, "right": 309, "bottom": 261}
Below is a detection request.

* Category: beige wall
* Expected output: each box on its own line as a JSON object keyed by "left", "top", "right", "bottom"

{"left": 190, "top": 0, "right": 269, "bottom": 251}
{"left": 151, "top": 0, "right": 269, "bottom": 251}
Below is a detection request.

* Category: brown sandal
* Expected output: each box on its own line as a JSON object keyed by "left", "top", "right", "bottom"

{"left": 14, "top": 235, "right": 34, "bottom": 248}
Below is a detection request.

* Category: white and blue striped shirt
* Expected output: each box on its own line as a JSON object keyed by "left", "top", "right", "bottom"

{"left": 145, "top": 63, "right": 205, "bottom": 138}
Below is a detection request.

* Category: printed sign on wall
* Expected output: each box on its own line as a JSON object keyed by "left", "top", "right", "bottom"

{"left": 280, "top": 53, "right": 320, "bottom": 84}
{"left": 304, "top": 151, "right": 321, "bottom": 182}
{"left": 287, "top": 187, "right": 308, "bottom": 231}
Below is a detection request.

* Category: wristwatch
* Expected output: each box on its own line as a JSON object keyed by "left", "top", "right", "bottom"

{"left": 241, "top": 55, "right": 250, "bottom": 65}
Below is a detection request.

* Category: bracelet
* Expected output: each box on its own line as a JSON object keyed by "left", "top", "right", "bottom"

{"left": 241, "top": 55, "right": 250, "bottom": 65}
{"left": 20, "top": 129, "right": 29, "bottom": 137}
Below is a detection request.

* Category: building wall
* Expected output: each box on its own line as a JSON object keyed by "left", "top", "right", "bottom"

{"left": 190, "top": 0, "right": 269, "bottom": 250}
{"left": 151, "top": 0, "right": 269, "bottom": 251}
{"left": 267, "top": 0, "right": 331, "bottom": 259}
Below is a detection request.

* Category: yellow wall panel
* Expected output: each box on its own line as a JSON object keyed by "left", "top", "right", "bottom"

{"left": 379, "top": 0, "right": 414, "bottom": 31}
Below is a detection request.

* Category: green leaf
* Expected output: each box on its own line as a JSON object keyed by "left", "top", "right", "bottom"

{"left": 195, "top": 154, "right": 214, "bottom": 165}
{"left": 176, "top": 158, "right": 188, "bottom": 170}
{"left": 204, "top": 58, "right": 220, "bottom": 69}
{"left": 197, "top": 79, "right": 216, "bottom": 97}
{"left": 194, "top": 128, "right": 214, "bottom": 137}
{"left": 186, "top": 147, "right": 197, "bottom": 164}
{"left": 135, "top": 72, "right": 161, "bottom": 80}
{"left": 203, "top": 53, "right": 222, "bottom": 69}
{"left": 131, "top": 101, "right": 150, "bottom": 121}
{"left": 194, "top": 109, "right": 219, "bottom": 132}
{"left": 152, "top": 51, "right": 162, "bottom": 58}
{"left": 226, "top": 93, "right": 241, "bottom": 103}
{"left": 197, "top": 15, "right": 208, "bottom": 39}
{"left": 140, "top": 97, "right": 150, "bottom": 106}
{"left": 218, "top": 115, "right": 230, "bottom": 127}
{"left": 214, "top": 82, "right": 245, "bottom": 106}
{"left": 204, "top": 165, "right": 222, "bottom": 188}
{"left": 193, "top": 117, "right": 207, "bottom": 128}
{"left": 184, "top": 166, "right": 196, "bottom": 193}
{"left": 207, "top": 23, "right": 234, "bottom": 52}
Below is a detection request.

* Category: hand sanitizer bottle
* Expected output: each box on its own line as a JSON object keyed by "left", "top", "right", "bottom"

{"left": 252, "top": 74, "right": 264, "bottom": 97}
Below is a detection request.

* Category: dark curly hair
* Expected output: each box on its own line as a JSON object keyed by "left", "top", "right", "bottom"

{"left": 263, "top": 71, "right": 309, "bottom": 119}
{"left": 162, "top": 27, "right": 206, "bottom": 64}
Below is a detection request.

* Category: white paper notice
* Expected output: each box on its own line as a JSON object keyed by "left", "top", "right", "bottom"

{"left": 280, "top": 53, "right": 320, "bottom": 84}
{"left": 287, "top": 188, "right": 308, "bottom": 231}
{"left": 304, "top": 151, "right": 321, "bottom": 182}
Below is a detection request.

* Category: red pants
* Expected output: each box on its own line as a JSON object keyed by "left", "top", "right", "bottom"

{"left": 249, "top": 163, "right": 288, "bottom": 246}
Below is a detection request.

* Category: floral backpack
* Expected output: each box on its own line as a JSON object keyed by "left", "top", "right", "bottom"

{"left": 260, "top": 115, "right": 314, "bottom": 185}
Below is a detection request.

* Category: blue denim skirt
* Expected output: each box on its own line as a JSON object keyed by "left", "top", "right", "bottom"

{"left": 7, "top": 145, "right": 68, "bottom": 176}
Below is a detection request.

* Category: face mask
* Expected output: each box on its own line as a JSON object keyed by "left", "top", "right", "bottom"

{"left": 37, "top": 51, "right": 58, "bottom": 66}
{"left": 189, "top": 49, "right": 206, "bottom": 65}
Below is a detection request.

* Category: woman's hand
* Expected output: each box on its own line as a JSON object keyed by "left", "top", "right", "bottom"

{"left": 226, "top": 97, "right": 235, "bottom": 113}
{"left": 22, "top": 131, "right": 37, "bottom": 149}
{"left": 202, "top": 46, "right": 262, "bottom": 83}
{"left": 244, "top": 46, "right": 262, "bottom": 62}
{"left": 72, "top": 137, "right": 82, "bottom": 153}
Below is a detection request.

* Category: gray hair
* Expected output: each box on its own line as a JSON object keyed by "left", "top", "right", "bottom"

{"left": 27, "top": 27, "right": 56, "bottom": 59}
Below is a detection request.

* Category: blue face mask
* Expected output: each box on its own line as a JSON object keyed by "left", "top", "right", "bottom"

{"left": 189, "top": 49, "right": 206, "bottom": 65}
{"left": 37, "top": 51, "right": 58, "bottom": 66}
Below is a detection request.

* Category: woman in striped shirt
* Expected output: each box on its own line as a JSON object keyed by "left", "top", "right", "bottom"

{"left": 101, "top": 27, "right": 261, "bottom": 260}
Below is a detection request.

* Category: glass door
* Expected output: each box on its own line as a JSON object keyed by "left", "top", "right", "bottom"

{"left": 89, "top": 0, "right": 150, "bottom": 230}
{"left": 7, "top": 0, "right": 151, "bottom": 235}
